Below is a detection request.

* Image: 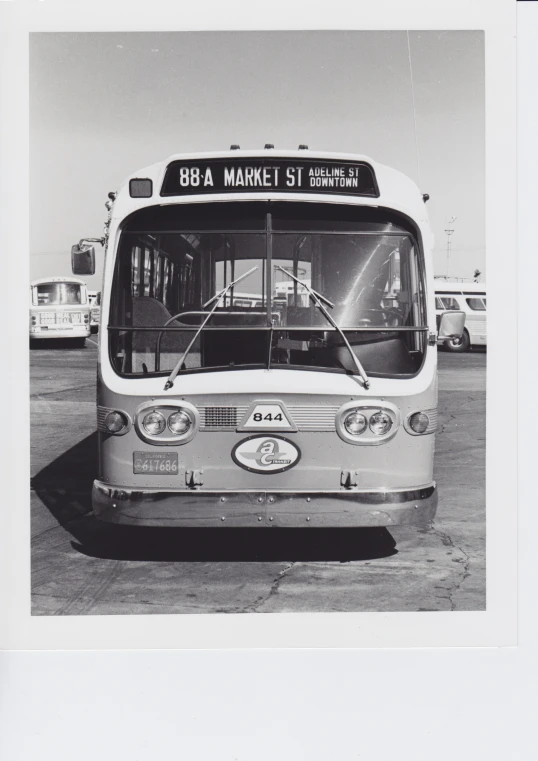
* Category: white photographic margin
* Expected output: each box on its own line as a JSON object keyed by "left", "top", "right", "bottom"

{"left": 0, "top": 0, "right": 517, "bottom": 650}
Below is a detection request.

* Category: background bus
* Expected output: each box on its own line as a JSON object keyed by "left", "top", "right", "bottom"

{"left": 29, "top": 276, "right": 90, "bottom": 347}
{"left": 88, "top": 290, "right": 101, "bottom": 333}
{"left": 435, "top": 280, "right": 487, "bottom": 352}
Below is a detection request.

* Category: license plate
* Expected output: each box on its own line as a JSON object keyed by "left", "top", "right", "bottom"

{"left": 133, "top": 451, "right": 179, "bottom": 475}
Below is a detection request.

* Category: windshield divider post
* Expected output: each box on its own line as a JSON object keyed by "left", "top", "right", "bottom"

{"left": 266, "top": 212, "right": 273, "bottom": 327}
{"left": 267, "top": 324, "right": 274, "bottom": 371}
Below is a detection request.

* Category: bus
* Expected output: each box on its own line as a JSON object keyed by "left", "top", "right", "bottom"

{"left": 71, "top": 148, "right": 464, "bottom": 528}
{"left": 88, "top": 290, "right": 101, "bottom": 332}
{"left": 435, "top": 281, "right": 487, "bottom": 352}
{"left": 29, "top": 276, "right": 90, "bottom": 347}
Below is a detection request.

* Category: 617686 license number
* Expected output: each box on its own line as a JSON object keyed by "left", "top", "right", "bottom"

{"left": 133, "top": 452, "right": 178, "bottom": 474}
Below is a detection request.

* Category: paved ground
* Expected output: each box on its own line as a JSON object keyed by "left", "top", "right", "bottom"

{"left": 30, "top": 338, "right": 486, "bottom": 614}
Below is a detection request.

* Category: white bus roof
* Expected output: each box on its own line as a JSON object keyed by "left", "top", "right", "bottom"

{"left": 435, "top": 281, "right": 486, "bottom": 293}
{"left": 111, "top": 149, "right": 430, "bottom": 231}
{"left": 30, "top": 277, "right": 87, "bottom": 287}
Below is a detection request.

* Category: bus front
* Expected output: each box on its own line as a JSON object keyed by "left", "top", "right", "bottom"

{"left": 88, "top": 151, "right": 442, "bottom": 527}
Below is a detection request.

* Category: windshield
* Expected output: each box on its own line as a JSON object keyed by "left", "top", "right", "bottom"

{"left": 35, "top": 283, "right": 84, "bottom": 306}
{"left": 109, "top": 203, "right": 427, "bottom": 378}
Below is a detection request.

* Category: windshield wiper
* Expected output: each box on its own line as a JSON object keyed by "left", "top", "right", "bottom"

{"left": 275, "top": 266, "right": 371, "bottom": 389}
{"left": 164, "top": 266, "right": 258, "bottom": 390}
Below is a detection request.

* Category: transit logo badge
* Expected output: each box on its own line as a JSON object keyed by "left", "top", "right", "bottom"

{"left": 232, "top": 435, "right": 301, "bottom": 474}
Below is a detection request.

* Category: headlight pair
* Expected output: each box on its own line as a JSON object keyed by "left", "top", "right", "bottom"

{"left": 135, "top": 401, "right": 199, "bottom": 445}
{"left": 142, "top": 409, "right": 192, "bottom": 436}
{"left": 344, "top": 410, "right": 392, "bottom": 436}
{"left": 336, "top": 402, "right": 400, "bottom": 445}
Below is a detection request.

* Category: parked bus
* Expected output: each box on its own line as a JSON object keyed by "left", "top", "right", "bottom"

{"left": 435, "top": 281, "right": 487, "bottom": 352}
{"left": 71, "top": 148, "right": 463, "bottom": 528}
{"left": 29, "top": 276, "right": 90, "bottom": 347}
{"left": 88, "top": 290, "right": 101, "bottom": 332}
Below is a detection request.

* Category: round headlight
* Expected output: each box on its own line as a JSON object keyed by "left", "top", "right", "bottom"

{"left": 408, "top": 411, "right": 430, "bottom": 434}
{"left": 142, "top": 410, "right": 166, "bottom": 435}
{"left": 168, "top": 410, "right": 192, "bottom": 435}
{"left": 105, "top": 410, "right": 127, "bottom": 434}
{"left": 344, "top": 410, "right": 367, "bottom": 435}
{"left": 369, "top": 411, "right": 392, "bottom": 436}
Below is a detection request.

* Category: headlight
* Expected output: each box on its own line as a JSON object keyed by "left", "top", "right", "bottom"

{"left": 105, "top": 411, "right": 128, "bottom": 434}
{"left": 142, "top": 411, "right": 166, "bottom": 435}
{"left": 343, "top": 411, "right": 367, "bottom": 435}
{"left": 408, "top": 412, "right": 430, "bottom": 434}
{"left": 405, "top": 409, "right": 437, "bottom": 435}
{"left": 369, "top": 411, "right": 392, "bottom": 435}
{"left": 168, "top": 410, "right": 192, "bottom": 435}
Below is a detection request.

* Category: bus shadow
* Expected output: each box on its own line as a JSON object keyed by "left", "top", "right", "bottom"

{"left": 30, "top": 338, "right": 88, "bottom": 350}
{"left": 32, "top": 433, "right": 398, "bottom": 563}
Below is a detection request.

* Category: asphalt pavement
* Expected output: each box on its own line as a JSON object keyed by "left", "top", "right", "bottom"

{"left": 30, "top": 337, "right": 486, "bottom": 614}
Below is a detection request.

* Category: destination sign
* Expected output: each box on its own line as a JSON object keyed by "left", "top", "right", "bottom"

{"left": 160, "top": 158, "right": 379, "bottom": 198}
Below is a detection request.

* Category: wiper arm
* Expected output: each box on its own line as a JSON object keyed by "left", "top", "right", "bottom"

{"left": 275, "top": 266, "right": 370, "bottom": 389}
{"left": 164, "top": 266, "right": 258, "bottom": 390}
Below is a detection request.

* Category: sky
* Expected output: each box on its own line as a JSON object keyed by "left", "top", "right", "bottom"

{"left": 30, "top": 31, "right": 485, "bottom": 290}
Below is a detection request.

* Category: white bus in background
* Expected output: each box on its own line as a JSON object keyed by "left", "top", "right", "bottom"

{"left": 88, "top": 290, "right": 101, "bottom": 332}
{"left": 435, "top": 281, "right": 487, "bottom": 352}
{"left": 29, "top": 276, "right": 91, "bottom": 347}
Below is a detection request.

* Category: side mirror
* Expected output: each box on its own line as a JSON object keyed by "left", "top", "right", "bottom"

{"left": 438, "top": 310, "right": 465, "bottom": 340}
{"left": 71, "top": 243, "right": 96, "bottom": 275}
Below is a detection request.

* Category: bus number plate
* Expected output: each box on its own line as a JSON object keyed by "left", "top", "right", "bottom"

{"left": 133, "top": 452, "right": 179, "bottom": 474}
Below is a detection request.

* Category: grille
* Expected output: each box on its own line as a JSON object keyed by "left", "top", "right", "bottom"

{"left": 97, "top": 406, "right": 114, "bottom": 432}
{"left": 197, "top": 404, "right": 338, "bottom": 431}
{"left": 199, "top": 406, "right": 248, "bottom": 430}
{"left": 425, "top": 409, "right": 438, "bottom": 433}
{"left": 287, "top": 405, "right": 339, "bottom": 431}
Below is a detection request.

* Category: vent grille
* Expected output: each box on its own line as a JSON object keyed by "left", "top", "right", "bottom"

{"left": 286, "top": 406, "right": 339, "bottom": 431}
{"left": 197, "top": 404, "right": 338, "bottom": 431}
{"left": 199, "top": 406, "right": 248, "bottom": 430}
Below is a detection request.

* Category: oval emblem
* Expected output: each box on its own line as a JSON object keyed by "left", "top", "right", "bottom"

{"left": 232, "top": 435, "right": 301, "bottom": 474}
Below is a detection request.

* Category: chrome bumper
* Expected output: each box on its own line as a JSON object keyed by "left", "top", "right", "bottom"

{"left": 92, "top": 481, "right": 437, "bottom": 528}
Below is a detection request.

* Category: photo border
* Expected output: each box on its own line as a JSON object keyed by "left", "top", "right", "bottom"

{"left": 0, "top": 0, "right": 516, "bottom": 650}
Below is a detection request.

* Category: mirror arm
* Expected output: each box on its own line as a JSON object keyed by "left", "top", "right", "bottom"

{"left": 79, "top": 237, "right": 106, "bottom": 247}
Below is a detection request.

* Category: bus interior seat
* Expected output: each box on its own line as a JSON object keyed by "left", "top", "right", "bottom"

{"left": 132, "top": 296, "right": 200, "bottom": 372}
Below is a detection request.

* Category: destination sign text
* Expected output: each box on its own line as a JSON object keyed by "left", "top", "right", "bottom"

{"left": 159, "top": 158, "right": 379, "bottom": 198}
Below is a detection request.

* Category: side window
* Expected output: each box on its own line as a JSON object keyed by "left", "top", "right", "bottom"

{"left": 466, "top": 297, "right": 486, "bottom": 311}
{"left": 439, "top": 297, "right": 460, "bottom": 310}
{"left": 435, "top": 297, "right": 444, "bottom": 310}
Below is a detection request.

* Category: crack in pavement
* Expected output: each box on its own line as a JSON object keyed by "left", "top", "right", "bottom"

{"left": 428, "top": 524, "right": 471, "bottom": 611}
{"left": 241, "top": 561, "right": 298, "bottom": 613}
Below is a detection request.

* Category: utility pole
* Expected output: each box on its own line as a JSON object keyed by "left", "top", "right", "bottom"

{"left": 444, "top": 216, "right": 457, "bottom": 277}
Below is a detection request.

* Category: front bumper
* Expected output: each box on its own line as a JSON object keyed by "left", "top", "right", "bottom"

{"left": 92, "top": 481, "right": 437, "bottom": 527}
{"left": 30, "top": 326, "right": 89, "bottom": 339}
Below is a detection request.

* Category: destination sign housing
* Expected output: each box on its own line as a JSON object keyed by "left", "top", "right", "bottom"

{"left": 159, "top": 158, "right": 379, "bottom": 198}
